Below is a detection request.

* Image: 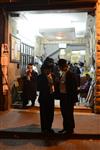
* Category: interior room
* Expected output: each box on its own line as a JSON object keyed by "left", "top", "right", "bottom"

{"left": 8, "top": 10, "right": 96, "bottom": 109}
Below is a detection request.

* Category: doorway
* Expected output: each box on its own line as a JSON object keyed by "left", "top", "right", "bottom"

{"left": 8, "top": 10, "right": 96, "bottom": 111}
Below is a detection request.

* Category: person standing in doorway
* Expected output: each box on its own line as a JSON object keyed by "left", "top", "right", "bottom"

{"left": 58, "top": 59, "right": 78, "bottom": 134}
{"left": 37, "top": 64, "right": 55, "bottom": 134}
{"left": 22, "top": 63, "right": 38, "bottom": 108}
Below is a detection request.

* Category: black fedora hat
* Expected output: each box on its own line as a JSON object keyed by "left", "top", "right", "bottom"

{"left": 58, "top": 59, "right": 67, "bottom": 67}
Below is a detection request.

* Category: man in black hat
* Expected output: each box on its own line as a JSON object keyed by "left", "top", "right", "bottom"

{"left": 58, "top": 59, "right": 78, "bottom": 134}
{"left": 37, "top": 64, "right": 55, "bottom": 134}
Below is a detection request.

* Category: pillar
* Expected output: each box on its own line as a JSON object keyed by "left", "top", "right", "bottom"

{"left": 95, "top": 0, "right": 100, "bottom": 113}
{"left": 0, "top": 9, "right": 9, "bottom": 111}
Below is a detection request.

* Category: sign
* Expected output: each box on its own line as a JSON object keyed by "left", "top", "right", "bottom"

{"left": 10, "top": 34, "right": 21, "bottom": 63}
{"left": 1, "top": 44, "right": 9, "bottom": 94}
{"left": 1, "top": 44, "right": 9, "bottom": 66}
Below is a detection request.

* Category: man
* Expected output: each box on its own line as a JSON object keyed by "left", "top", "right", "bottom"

{"left": 37, "top": 64, "right": 55, "bottom": 134}
{"left": 58, "top": 59, "right": 78, "bottom": 134}
{"left": 22, "top": 63, "right": 38, "bottom": 108}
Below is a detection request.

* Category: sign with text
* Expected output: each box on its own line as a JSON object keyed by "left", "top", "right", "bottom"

{"left": 10, "top": 34, "right": 21, "bottom": 63}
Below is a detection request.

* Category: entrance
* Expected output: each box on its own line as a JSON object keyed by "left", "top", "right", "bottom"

{"left": 8, "top": 10, "right": 95, "bottom": 112}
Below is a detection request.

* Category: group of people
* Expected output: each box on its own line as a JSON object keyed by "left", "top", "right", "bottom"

{"left": 68, "top": 61, "right": 93, "bottom": 105}
{"left": 21, "top": 58, "right": 78, "bottom": 135}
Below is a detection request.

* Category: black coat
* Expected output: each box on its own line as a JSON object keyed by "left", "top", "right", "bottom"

{"left": 22, "top": 70, "right": 38, "bottom": 100}
{"left": 37, "top": 73, "right": 55, "bottom": 103}
{"left": 64, "top": 70, "right": 78, "bottom": 103}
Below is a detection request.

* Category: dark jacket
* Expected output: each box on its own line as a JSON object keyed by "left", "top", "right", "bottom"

{"left": 22, "top": 70, "right": 38, "bottom": 99}
{"left": 37, "top": 73, "right": 55, "bottom": 103}
{"left": 64, "top": 70, "right": 78, "bottom": 103}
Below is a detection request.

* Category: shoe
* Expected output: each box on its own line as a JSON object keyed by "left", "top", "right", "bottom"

{"left": 48, "top": 129, "right": 55, "bottom": 134}
{"left": 58, "top": 129, "right": 74, "bottom": 134}
{"left": 58, "top": 129, "right": 65, "bottom": 133}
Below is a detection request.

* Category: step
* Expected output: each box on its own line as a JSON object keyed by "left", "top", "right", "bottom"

{"left": 12, "top": 103, "right": 93, "bottom": 113}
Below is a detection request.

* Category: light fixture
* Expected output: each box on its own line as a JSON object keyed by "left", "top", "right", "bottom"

{"left": 60, "top": 49, "right": 66, "bottom": 55}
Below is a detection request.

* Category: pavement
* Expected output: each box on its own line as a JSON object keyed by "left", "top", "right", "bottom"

{"left": 0, "top": 107, "right": 100, "bottom": 150}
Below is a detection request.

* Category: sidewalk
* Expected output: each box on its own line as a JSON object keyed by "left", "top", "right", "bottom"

{"left": 0, "top": 108, "right": 100, "bottom": 136}
{"left": 0, "top": 108, "right": 100, "bottom": 150}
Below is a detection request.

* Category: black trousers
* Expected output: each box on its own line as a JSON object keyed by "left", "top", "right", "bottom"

{"left": 22, "top": 93, "right": 36, "bottom": 106}
{"left": 39, "top": 94, "right": 54, "bottom": 132}
{"left": 60, "top": 93, "right": 75, "bottom": 131}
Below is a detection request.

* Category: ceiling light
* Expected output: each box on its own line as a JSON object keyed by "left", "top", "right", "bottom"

{"left": 59, "top": 43, "right": 66, "bottom": 48}
{"left": 56, "top": 36, "right": 63, "bottom": 40}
